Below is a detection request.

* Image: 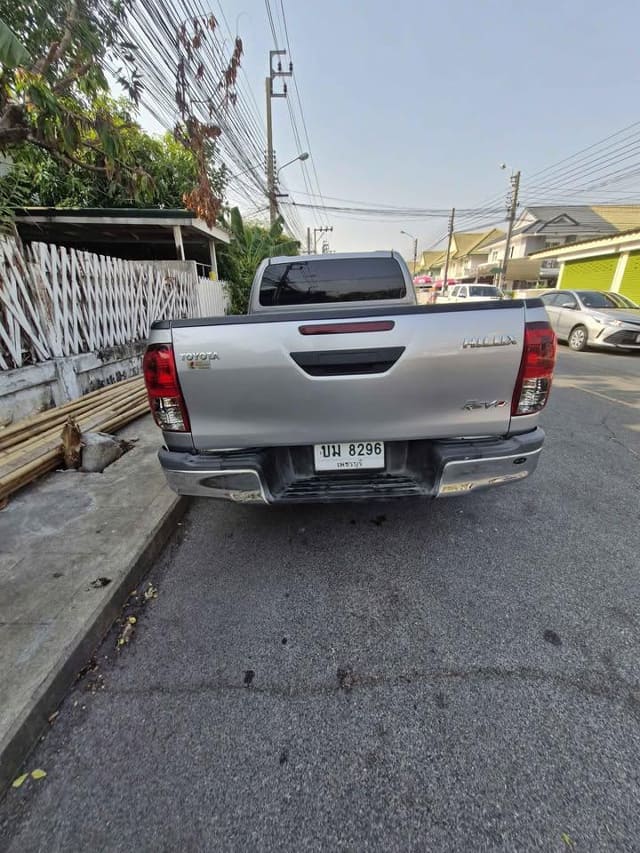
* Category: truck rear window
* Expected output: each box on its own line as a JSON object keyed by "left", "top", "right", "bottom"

{"left": 259, "top": 258, "right": 407, "bottom": 306}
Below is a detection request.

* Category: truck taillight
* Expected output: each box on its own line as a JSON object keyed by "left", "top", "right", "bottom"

{"left": 512, "top": 321, "right": 557, "bottom": 416}
{"left": 143, "top": 344, "right": 190, "bottom": 432}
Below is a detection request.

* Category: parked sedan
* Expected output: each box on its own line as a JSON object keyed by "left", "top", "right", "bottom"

{"left": 541, "top": 290, "right": 640, "bottom": 351}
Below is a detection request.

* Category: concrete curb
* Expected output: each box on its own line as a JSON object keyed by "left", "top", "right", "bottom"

{"left": 0, "top": 494, "right": 189, "bottom": 795}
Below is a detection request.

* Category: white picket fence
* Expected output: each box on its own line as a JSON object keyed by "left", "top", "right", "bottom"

{"left": 196, "top": 277, "right": 229, "bottom": 317}
{"left": 0, "top": 239, "right": 228, "bottom": 370}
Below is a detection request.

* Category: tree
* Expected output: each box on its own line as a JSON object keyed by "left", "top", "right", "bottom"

{"left": 5, "top": 103, "right": 227, "bottom": 209}
{"left": 218, "top": 207, "right": 300, "bottom": 314}
{"left": 0, "top": 4, "right": 243, "bottom": 225}
{"left": 0, "top": 2, "right": 142, "bottom": 186}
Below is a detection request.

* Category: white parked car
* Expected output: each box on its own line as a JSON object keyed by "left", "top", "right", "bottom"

{"left": 438, "top": 284, "right": 505, "bottom": 303}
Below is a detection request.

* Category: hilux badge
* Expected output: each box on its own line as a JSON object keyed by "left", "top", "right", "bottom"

{"left": 462, "top": 335, "right": 517, "bottom": 348}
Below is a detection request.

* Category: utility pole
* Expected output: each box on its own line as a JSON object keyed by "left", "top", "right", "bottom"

{"left": 499, "top": 170, "right": 521, "bottom": 290}
{"left": 266, "top": 50, "right": 292, "bottom": 226}
{"left": 307, "top": 226, "right": 312, "bottom": 254}
{"left": 442, "top": 208, "right": 455, "bottom": 290}
{"left": 313, "top": 225, "right": 333, "bottom": 252}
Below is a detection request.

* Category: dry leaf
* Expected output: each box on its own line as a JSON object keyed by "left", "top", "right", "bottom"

{"left": 12, "top": 773, "right": 28, "bottom": 788}
{"left": 144, "top": 583, "right": 158, "bottom": 600}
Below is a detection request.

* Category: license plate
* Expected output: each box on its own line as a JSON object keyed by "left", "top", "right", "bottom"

{"left": 314, "top": 441, "right": 385, "bottom": 471}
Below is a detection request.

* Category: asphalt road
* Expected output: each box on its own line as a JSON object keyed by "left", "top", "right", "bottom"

{"left": 2, "top": 346, "right": 639, "bottom": 852}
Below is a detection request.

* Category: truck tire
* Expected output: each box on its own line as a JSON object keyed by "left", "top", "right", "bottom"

{"left": 568, "top": 325, "right": 588, "bottom": 351}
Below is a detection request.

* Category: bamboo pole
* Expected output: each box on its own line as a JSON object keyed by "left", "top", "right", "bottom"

{"left": 0, "top": 394, "right": 148, "bottom": 473}
{"left": 0, "top": 374, "right": 151, "bottom": 501}
{"left": 0, "top": 393, "right": 149, "bottom": 459}
{"left": 0, "top": 390, "right": 148, "bottom": 463}
{"left": 0, "top": 405, "right": 150, "bottom": 501}
{"left": 0, "top": 378, "right": 144, "bottom": 450}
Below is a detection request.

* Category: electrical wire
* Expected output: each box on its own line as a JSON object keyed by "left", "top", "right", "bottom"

{"left": 277, "top": 0, "right": 329, "bottom": 226}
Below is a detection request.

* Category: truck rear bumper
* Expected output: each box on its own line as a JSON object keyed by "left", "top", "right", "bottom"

{"left": 158, "top": 428, "right": 544, "bottom": 504}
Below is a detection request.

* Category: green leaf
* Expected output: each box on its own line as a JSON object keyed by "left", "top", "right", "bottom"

{"left": 0, "top": 18, "right": 30, "bottom": 68}
{"left": 31, "top": 768, "right": 47, "bottom": 780}
{"left": 12, "top": 773, "right": 28, "bottom": 788}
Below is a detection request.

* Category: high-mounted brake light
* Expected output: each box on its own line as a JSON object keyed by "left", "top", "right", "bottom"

{"left": 512, "top": 321, "right": 556, "bottom": 416}
{"left": 143, "top": 343, "right": 190, "bottom": 432}
{"left": 299, "top": 321, "right": 395, "bottom": 335}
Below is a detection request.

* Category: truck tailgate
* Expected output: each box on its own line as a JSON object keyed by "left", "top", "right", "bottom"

{"left": 171, "top": 304, "right": 527, "bottom": 449}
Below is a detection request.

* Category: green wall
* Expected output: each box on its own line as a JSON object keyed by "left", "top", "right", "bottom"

{"left": 559, "top": 256, "right": 618, "bottom": 291}
{"left": 619, "top": 251, "right": 640, "bottom": 303}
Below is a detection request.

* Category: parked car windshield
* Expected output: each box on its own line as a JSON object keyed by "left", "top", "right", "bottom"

{"left": 259, "top": 257, "right": 407, "bottom": 306}
{"left": 576, "top": 291, "right": 639, "bottom": 309}
{"left": 468, "top": 286, "right": 504, "bottom": 298}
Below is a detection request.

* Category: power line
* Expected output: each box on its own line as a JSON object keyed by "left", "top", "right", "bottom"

{"left": 279, "top": 0, "right": 329, "bottom": 225}
{"left": 264, "top": 0, "right": 280, "bottom": 48}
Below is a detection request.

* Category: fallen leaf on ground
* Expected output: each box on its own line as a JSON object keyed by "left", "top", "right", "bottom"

{"left": 12, "top": 773, "right": 28, "bottom": 788}
{"left": 117, "top": 621, "right": 135, "bottom": 647}
{"left": 30, "top": 769, "right": 47, "bottom": 780}
{"left": 144, "top": 583, "right": 158, "bottom": 600}
{"left": 128, "top": 616, "right": 137, "bottom": 624}
{"left": 561, "top": 833, "right": 575, "bottom": 848}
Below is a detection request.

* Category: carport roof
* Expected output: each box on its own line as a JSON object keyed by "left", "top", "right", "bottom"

{"left": 14, "top": 207, "right": 229, "bottom": 248}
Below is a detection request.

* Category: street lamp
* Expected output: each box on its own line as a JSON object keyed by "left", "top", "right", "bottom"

{"left": 228, "top": 152, "right": 308, "bottom": 184}
{"left": 277, "top": 151, "right": 309, "bottom": 179}
{"left": 400, "top": 230, "right": 418, "bottom": 272}
{"left": 271, "top": 152, "right": 309, "bottom": 220}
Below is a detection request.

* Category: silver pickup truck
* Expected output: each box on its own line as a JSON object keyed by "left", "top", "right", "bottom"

{"left": 143, "top": 251, "right": 556, "bottom": 503}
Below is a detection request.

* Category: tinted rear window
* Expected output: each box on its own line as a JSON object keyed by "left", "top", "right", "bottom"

{"left": 259, "top": 258, "right": 407, "bottom": 306}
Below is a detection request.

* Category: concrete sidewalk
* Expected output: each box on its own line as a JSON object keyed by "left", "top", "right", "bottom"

{"left": 0, "top": 415, "right": 186, "bottom": 793}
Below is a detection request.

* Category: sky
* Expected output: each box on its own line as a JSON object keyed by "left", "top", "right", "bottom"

{"left": 197, "top": 0, "right": 640, "bottom": 257}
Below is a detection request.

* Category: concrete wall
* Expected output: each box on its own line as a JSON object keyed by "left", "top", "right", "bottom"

{"left": 0, "top": 341, "right": 145, "bottom": 426}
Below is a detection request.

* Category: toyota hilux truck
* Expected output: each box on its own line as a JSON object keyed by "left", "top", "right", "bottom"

{"left": 143, "top": 251, "right": 556, "bottom": 504}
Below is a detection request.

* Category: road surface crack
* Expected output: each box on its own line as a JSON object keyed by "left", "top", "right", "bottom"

{"left": 108, "top": 664, "right": 640, "bottom": 718}
{"left": 600, "top": 411, "right": 640, "bottom": 461}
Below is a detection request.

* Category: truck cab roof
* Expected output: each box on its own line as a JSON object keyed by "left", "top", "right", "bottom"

{"left": 249, "top": 251, "right": 417, "bottom": 314}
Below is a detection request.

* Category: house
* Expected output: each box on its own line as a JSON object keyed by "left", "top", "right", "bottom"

{"left": 417, "top": 228, "right": 504, "bottom": 281}
{"left": 442, "top": 228, "right": 504, "bottom": 281}
{"left": 416, "top": 250, "right": 445, "bottom": 277}
{"left": 477, "top": 205, "right": 640, "bottom": 287}
{"left": 530, "top": 228, "right": 640, "bottom": 304}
